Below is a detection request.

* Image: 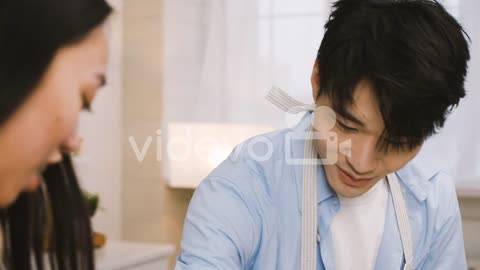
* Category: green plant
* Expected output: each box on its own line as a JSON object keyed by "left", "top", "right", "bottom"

{"left": 82, "top": 190, "right": 100, "bottom": 218}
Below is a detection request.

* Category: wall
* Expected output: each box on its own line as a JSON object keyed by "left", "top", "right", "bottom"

{"left": 459, "top": 197, "right": 480, "bottom": 260}
{"left": 121, "top": 0, "right": 193, "bottom": 268}
{"left": 74, "top": 0, "right": 124, "bottom": 240}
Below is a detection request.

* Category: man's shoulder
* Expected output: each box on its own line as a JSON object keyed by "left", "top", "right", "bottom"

{"left": 208, "top": 128, "right": 290, "bottom": 178}
{"left": 398, "top": 156, "right": 459, "bottom": 221}
{"left": 197, "top": 128, "right": 295, "bottom": 204}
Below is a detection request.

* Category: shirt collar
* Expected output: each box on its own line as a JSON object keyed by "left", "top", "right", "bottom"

{"left": 396, "top": 148, "right": 440, "bottom": 202}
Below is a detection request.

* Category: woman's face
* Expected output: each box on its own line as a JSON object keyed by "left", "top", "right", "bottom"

{"left": 0, "top": 25, "right": 108, "bottom": 207}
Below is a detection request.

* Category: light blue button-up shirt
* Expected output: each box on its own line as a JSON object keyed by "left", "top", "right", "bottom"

{"left": 175, "top": 113, "right": 467, "bottom": 270}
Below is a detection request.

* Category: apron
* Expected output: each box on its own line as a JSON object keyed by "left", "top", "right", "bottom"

{"left": 266, "top": 86, "right": 413, "bottom": 270}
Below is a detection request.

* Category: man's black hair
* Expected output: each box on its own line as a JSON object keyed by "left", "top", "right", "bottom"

{"left": 316, "top": 0, "right": 470, "bottom": 151}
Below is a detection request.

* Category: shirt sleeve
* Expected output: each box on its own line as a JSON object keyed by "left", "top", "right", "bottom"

{"left": 418, "top": 173, "right": 467, "bottom": 269}
{"left": 175, "top": 176, "right": 262, "bottom": 270}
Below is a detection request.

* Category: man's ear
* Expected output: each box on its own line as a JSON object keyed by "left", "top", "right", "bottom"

{"left": 311, "top": 59, "right": 320, "bottom": 101}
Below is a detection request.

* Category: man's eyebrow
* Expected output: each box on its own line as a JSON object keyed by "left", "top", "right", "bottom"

{"left": 336, "top": 110, "right": 365, "bottom": 127}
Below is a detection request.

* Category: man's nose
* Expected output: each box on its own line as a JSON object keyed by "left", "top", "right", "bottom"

{"left": 347, "top": 136, "right": 378, "bottom": 175}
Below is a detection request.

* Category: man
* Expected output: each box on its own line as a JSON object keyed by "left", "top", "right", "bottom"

{"left": 175, "top": 0, "right": 471, "bottom": 269}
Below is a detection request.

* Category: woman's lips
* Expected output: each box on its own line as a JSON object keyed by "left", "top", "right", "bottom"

{"left": 337, "top": 166, "right": 371, "bottom": 188}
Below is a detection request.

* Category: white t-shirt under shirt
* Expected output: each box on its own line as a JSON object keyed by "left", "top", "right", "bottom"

{"left": 330, "top": 178, "right": 389, "bottom": 270}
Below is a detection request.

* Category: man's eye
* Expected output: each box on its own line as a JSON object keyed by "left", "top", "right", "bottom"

{"left": 336, "top": 120, "right": 358, "bottom": 132}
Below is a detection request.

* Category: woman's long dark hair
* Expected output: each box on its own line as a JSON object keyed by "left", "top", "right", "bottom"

{"left": 2, "top": 155, "right": 94, "bottom": 270}
{"left": 0, "top": 0, "right": 112, "bottom": 269}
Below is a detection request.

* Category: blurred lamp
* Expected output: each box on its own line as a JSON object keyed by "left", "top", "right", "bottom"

{"left": 165, "top": 122, "right": 273, "bottom": 188}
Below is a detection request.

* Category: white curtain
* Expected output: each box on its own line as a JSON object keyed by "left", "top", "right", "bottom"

{"left": 193, "top": 0, "right": 278, "bottom": 126}
{"left": 163, "top": 0, "right": 480, "bottom": 186}
{"left": 163, "top": 0, "right": 331, "bottom": 128}
{"left": 164, "top": 0, "right": 281, "bottom": 127}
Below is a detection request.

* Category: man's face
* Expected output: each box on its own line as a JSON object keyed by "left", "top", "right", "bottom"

{"left": 311, "top": 73, "right": 421, "bottom": 198}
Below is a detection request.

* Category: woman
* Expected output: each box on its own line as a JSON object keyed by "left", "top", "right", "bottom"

{"left": 0, "top": 0, "right": 112, "bottom": 269}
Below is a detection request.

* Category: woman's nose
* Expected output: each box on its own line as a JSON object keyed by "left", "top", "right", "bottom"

{"left": 46, "top": 134, "right": 83, "bottom": 165}
{"left": 47, "top": 149, "right": 63, "bottom": 164}
{"left": 61, "top": 133, "right": 82, "bottom": 154}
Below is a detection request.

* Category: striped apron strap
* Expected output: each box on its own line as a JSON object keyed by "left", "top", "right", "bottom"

{"left": 387, "top": 172, "right": 413, "bottom": 270}
{"left": 266, "top": 86, "right": 317, "bottom": 270}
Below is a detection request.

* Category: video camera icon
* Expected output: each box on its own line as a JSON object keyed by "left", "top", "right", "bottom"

{"left": 284, "top": 105, "right": 352, "bottom": 165}
{"left": 285, "top": 131, "right": 351, "bottom": 165}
